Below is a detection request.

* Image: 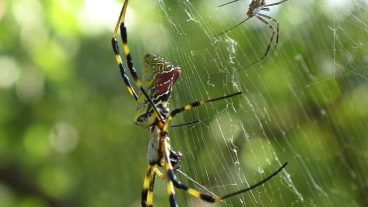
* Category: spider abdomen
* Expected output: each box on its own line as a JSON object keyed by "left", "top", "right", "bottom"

{"left": 247, "top": 0, "right": 265, "bottom": 17}
{"left": 134, "top": 54, "right": 181, "bottom": 127}
{"left": 147, "top": 126, "right": 162, "bottom": 165}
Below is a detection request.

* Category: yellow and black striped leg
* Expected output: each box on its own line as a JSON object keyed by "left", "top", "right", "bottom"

{"left": 111, "top": 0, "right": 138, "bottom": 100}
{"left": 166, "top": 179, "right": 178, "bottom": 207}
{"left": 162, "top": 138, "right": 216, "bottom": 203}
{"left": 162, "top": 133, "right": 287, "bottom": 204}
{"left": 111, "top": 37, "right": 138, "bottom": 100}
{"left": 164, "top": 141, "right": 288, "bottom": 203}
{"left": 113, "top": 0, "right": 164, "bottom": 122}
{"left": 162, "top": 140, "right": 179, "bottom": 207}
{"left": 120, "top": 24, "right": 165, "bottom": 122}
{"left": 142, "top": 165, "right": 156, "bottom": 207}
{"left": 163, "top": 92, "right": 242, "bottom": 131}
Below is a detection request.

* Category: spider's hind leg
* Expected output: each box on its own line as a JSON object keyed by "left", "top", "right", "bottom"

{"left": 162, "top": 139, "right": 220, "bottom": 203}
{"left": 162, "top": 138, "right": 288, "bottom": 204}
{"left": 141, "top": 165, "right": 156, "bottom": 207}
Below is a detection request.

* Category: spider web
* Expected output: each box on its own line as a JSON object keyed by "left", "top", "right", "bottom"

{"left": 124, "top": 0, "right": 368, "bottom": 206}
{"left": 127, "top": 0, "right": 299, "bottom": 206}
{"left": 1, "top": 0, "right": 367, "bottom": 206}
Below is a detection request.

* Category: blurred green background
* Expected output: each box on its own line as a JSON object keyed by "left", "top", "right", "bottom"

{"left": 0, "top": 0, "right": 368, "bottom": 206}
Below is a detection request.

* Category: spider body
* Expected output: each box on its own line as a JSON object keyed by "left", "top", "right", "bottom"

{"left": 217, "top": 0, "right": 288, "bottom": 70}
{"left": 135, "top": 54, "right": 181, "bottom": 127}
{"left": 247, "top": 0, "right": 266, "bottom": 16}
{"left": 112, "top": 1, "right": 288, "bottom": 206}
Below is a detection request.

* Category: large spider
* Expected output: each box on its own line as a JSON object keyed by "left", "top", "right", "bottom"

{"left": 111, "top": 1, "right": 288, "bottom": 206}
{"left": 216, "top": 0, "right": 288, "bottom": 69}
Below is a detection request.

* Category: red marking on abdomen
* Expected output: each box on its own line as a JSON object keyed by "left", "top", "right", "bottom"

{"left": 156, "top": 67, "right": 181, "bottom": 96}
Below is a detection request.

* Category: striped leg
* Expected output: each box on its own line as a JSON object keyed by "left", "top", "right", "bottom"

{"left": 258, "top": 13, "right": 279, "bottom": 50}
{"left": 163, "top": 139, "right": 288, "bottom": 204}
{"left": 166, "top": 178, "right": 178, "bottom": 207}
{"left": 163, "top": 92, "right": 242, "bottom": 131}
{"left": 142, "top": 166, "right": 156, "bottom": 207}
{"left": 242, "top": 14, "right": 276, "bottom": 68}
{"left": 238, "top": 14, "right": 276, "bottom": 71}
{"left": 111, "top": 38, "right": 138, "bottom": 100}
{"left": 162, "top": 140, "right": 179, "bottom": 207}
{"left": 111, "top": 0, "right": 138, "bottom": 100}
{"left": 112, "top": 0, "right": 165, "bottom": 122}
{"left": 255, "top": 14, "right": 275, "bottom": 59}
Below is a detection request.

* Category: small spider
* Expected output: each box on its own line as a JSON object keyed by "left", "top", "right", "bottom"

{"left": 216, "top": 0, "right": 288, "bottom": 69}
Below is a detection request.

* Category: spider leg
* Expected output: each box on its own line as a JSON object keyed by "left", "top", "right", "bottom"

{"left": 265, "top": 0, "right": 288, "bottom": 7}
{"left": 112, "top": 0, "right": 165, "bottom": 122}
{"left": 163, "top": 91, "right": 242, "bottom": 131}
{"left": 166, "top": 178, "right": 178, "bottom": 207}
{"left": 162, "top": 139, "right": 219, "bottom": 202}
{"left": 215, "top": 17, "right": 251, "bottom": 36}
{"left": 258, "top": 13, "right": 279, "bottom": 50}
{"left": 111, "top": 0, "right": 138, "bottom": 100}
{"left": 237, "top": 14, "right": 276, "bottom": 71}
{"left": 161, "top": 140, "right": 179, "bottom": 207}
{"left": 162, "top": 138, "right": 287, "bottom": 203}
{"left": 170, "top": 120, "right": 200, "bottom": 128}
{"left": 217, "top": 0, "right": 240, "bottom": 7}
{"left": 141, "top": 165, "right": 156, "bottom": 207}
{"left": 256, "top": 15, "right": 276, "bottom": 61}
{"left": 154, "top": 167, "right": 167, "bottom": 179}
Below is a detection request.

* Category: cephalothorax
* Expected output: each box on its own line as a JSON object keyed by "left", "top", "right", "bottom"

{"left": 111, "top": 1, "right": 287, "bottom": 206}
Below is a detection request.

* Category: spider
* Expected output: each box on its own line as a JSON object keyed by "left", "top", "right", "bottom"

{"left": 111, "top": 1, "right": 288, "bottom": 206}
{"left": 216, "top": 0, "right": 288, "bottom": 69}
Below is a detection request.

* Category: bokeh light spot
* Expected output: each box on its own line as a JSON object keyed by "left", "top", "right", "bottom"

{"left": 0, "top": 56, "right": 20, "bottom": 89}
{"left": 210, "top": 112, "right": 241, "bottom": 144}
{"left": 50, "top": 122, "right": 79, "bottom": 154}
{"left": 16, "top": 68, "right": 44, "bottom": 104}
{"left": 78, "top": 0, "right": 126, "bottom": 35}
{"left": 241, "top": 136, "right": 275, "bottom": 169}
{"left": 38, "top": 165, "right": 75, "bottom": 198}
{"left": 23, "top": 124, "right": 51, "bottom": 159}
